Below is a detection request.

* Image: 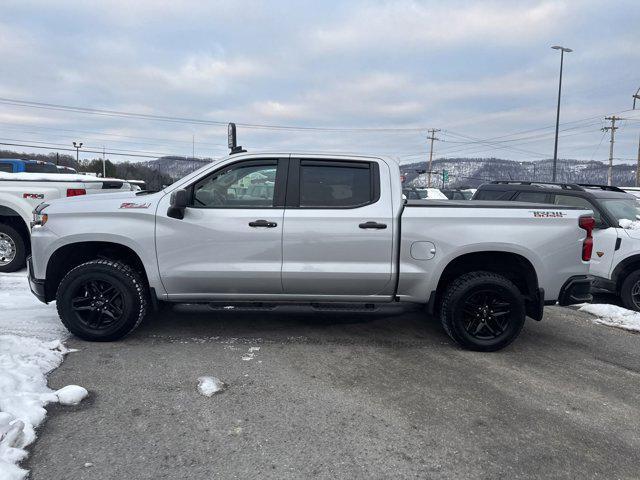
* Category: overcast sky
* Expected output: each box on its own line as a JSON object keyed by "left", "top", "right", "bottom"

{"left": 1, "top": 0, "right": 639, "bottom": 165}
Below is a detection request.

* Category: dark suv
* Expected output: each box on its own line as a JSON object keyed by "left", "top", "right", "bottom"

{"left": 473, "top": 181, "right": 640, "bottom": 309}
{"left": 472, "top": 181, "right": 634, "bottom": 229}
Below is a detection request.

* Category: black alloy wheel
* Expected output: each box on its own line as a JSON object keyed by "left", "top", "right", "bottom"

{"left": 70, "top": 279, "right": 125, "bottom": 331}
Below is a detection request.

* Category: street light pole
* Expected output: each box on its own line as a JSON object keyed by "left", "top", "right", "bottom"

{"left": 551, "top": 45, "right": 572, "bottom": 182}
{"left": 72, "top": 141, "right": 83, "bottom": 163}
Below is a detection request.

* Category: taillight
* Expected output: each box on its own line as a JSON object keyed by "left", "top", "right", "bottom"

{"left": 579, "top": 215, "right": 595, "bottom": 261}
{"left": 66, "top": 188, "right": 86, "bottom": 197}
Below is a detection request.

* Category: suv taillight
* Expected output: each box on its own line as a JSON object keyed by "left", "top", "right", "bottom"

{"left": 66, "top": 188, "right": 86, "bottom": 197}
{"left": 579, "top": 215, "right": 595, "bottom": 261}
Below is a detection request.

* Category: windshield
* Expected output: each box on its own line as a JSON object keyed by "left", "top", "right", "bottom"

{"left": 600, "top": 198, "right": 640, "bottom": 223}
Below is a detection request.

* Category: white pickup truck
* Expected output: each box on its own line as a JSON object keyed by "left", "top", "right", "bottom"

{"left": 0, "top": 172, "right": 130, "bottom": 272}
{"left": 28, "top": 152, "right": 593, "bottom": 351}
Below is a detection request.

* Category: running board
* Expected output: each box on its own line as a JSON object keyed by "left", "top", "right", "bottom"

{"left": 206, "top": 302, "right": 382, "bottom": 313}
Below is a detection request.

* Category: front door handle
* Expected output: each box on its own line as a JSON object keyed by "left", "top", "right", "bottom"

{"left": 249, "top": 219, "right": 277, "bottom": 228}
{"left": 359, "top": 221, "right": 387, "bottom": 230}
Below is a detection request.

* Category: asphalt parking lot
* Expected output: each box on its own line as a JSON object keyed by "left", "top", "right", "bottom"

{"left": 27, "top": 305, "right": 640, "bottom": 480}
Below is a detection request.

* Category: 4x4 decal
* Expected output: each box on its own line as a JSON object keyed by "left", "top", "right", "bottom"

{"left": 530, "top": 210, "right": 566, "bottom": 218}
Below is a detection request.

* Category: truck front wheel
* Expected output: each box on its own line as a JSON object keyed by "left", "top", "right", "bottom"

{"left": 0, "top": 224, "right": 26, "bottom": 273}
{"left": 439, "top": 271, "right": 526, "bottom": 351}
{"left": 56, "top": 259, "right": 148, "bottom": 341}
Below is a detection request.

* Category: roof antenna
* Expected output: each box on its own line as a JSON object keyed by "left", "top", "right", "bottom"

{"left": 228, "top": 122, "right": 246, "bottom": 155}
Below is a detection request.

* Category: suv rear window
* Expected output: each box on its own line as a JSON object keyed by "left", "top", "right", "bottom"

{"left": 299, "top": 161, "right": 373, "bottom": 208}
{"left": 553, "top": 194, "right": 602, "bottom": 224}
{"left": 474, "top": 189, "right": 511, "bottom": 200}
{"left": 514, "top": 191, "right": 550, "bottom": 203}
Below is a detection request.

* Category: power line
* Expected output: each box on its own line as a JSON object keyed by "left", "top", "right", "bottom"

{"left": 0, "top": 120, "right": 229, "bottom": 149}
{"left": 0, "top": 141, "right": 210, "bottom": 161}
{"left": 0, "top": 97, "right": 427, "bottom": 133}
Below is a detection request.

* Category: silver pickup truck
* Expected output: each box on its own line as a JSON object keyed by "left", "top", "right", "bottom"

{"left": 28, "top": 152, "right": 593, "bottom": 351}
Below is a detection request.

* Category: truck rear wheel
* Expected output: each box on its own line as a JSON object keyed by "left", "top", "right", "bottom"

{"left": 439, "top": 271, "right": 526, "bottom": 351}
{"left": 56, "top": 259, "right": 148, "bottom": 341}
{"left": 0, "top": 224, "right": 26, "bottom": 273}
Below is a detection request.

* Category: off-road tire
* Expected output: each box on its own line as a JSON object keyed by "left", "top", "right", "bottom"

{"left": 620, "top": 270, "right": 640, "bottom": 311}
{"left": 0, "top": 224, "right": 26, "bottom": 273}
{"left": 56, "top": 259, "right": 148, "bottom": 341}
{"left": 440, "top": 271, "right": 526, "bottom": 351}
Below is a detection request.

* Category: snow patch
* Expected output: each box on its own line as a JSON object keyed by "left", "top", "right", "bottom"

{"left": 0, "top": 336, "right": 86, "bottom": 480}
{"left": 241, "top": 346, "right": 260, "bottom": 361}
{"left": 0, "top": 271, "right": 67, "bottom": 340}
{"left": 0, "top": 271, "right": 84, "bottom": 479}
{"left": 578, "top": 304, "right": 640, "bottom": 333}
{"left": 197, "top": 377, "right": 226, "bottom": 396}
{"left": 618, "top": 219, "right": 640, "bottom": 230}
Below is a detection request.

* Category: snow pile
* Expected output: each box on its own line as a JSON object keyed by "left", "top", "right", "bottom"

{"left": 0, "top": 336, "right": 86, "bottom": 480}
{"left": 55, "top": 385, "right": 89, "bottom": 406}
{"left": 578, "top": 304, "right": 640, "bottom": 333}
{"left": 0, "top": 271, "right": 67, "bottom": 340}
{"left": 0, "top": 271, "right": 85, "bottom": 480}
{"left": 619, "top": 219, "right": 640, "bottom": 230}
{"left": 197, "top": 377, "right": 226, "bottom": 396}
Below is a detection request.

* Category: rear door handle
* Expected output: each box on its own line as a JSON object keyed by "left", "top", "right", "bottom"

{"left": 359, "top": 221, "right": 387, "bottom": 229}
{"left": 249, "top": 219, "right": 277, "bottom": 228}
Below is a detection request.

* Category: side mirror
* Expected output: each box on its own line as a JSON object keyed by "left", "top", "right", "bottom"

{"left": 167, "top": 189, "right": 188, "bottom": 219}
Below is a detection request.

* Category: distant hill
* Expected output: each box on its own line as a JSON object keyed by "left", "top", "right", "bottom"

{"left": 400, "top": 158, "right": 638, "bottom": 188}
{"left": 2, "top": 147, "right": 636, "bottom": 190}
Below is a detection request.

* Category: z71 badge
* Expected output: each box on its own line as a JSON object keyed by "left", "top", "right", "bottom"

{"left": 120, "top": 202, "right": 151, "bottom": 209}
{"left": 530, "top": 210, "right": 566, "bottom": 218}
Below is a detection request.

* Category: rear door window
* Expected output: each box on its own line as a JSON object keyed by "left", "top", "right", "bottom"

{"left": 297, "top": 160, "right": 377, "bottom": 208}
{"left": 0, "top": 163, "right": 13, "bottom": 172}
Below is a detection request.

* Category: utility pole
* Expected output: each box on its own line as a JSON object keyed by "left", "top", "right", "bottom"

{"left": 602, "top": 116, "right": 620, "bottom": 186}
{"left": 192, "top": 135, "right": 195, "bottom": 159}
{"left": 634, "top": 87, "right": 640, "bottom": 186}
{"left": 551, "top": 45, "right": 572, "bottom": 182}
{"left": 636, "top": 131, "right": 640, "bottom": 187}
{"left": 102, "top": 146, "right": 106, "bottom": 178}
{"left": 426, "top": 128, "right": 440, "bottom": 187}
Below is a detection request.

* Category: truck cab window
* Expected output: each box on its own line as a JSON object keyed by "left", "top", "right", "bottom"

{"left": 192, "top": 162, "right": 277, "bottom": 208}
{"left": 299, "top": 162, "right": 373, "bottom": 208}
